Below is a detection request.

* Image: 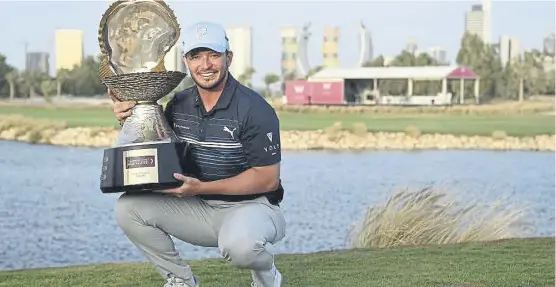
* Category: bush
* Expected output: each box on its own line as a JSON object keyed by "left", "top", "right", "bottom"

{"left": 348, "top": 186, "right": 530, "bottom": 249}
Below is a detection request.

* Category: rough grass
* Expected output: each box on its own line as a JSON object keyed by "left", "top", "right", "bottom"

{"left": 0, "top": 105, "right": 553, "bottom": 137}
{"left": 0, "top": 238, "right": 553, "bottom": 287}
{"left": 348, "top": 186, "right": 531, "bottom": 249}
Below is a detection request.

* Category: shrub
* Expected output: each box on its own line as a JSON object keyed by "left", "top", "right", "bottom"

{"left": 348, "top": 186, "right": 530, "bottom": 249}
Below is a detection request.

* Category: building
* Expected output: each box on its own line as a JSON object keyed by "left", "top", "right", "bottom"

{"left": 164, "top": 43, "right": 181, "bottom": 72}
{"left": 482, "top": 0, "right": 492, "bottom": 44}
{"left": 285, "top": 66, "right": 480, "bottom": 106}
{"left": 465, "top": 4, "right": 485, "bottom": 42}
{"left": 226, "top": 26, "right": 253, "bottom": 80}
{"left": 405, "top": 40, "right": 418, "bottom": 55}
{"left": 543, "top": 33, "right": 555, "bottom": 56}
{"left": 499, "top": 35, "right": 520, "bottom": 67}
{"left": 280, "top": 24, "right": 311, "bottom": 78}
{"left": 428, "top": 47, "right": 448, "bottom": 65}
{"left": 464, "top": 0, "right": 491, "bottom": 43}
{"left": 55, "top": 29, "right": 84, "bottom": 72}
{"left": 357, "top": 21, "right": 373, "bottom": 67}
{"left": 25, "top": 52, "right": 50, "bottom": 74}
{"left": 322, "top": 26, "right": 340, "bottom": 68}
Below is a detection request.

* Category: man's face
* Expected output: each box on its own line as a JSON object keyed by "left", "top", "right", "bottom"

{"left": 184, "top": 48, "right": 233, "bottom": 91}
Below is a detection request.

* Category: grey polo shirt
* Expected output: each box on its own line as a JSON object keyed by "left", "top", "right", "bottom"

{"left": 164, "top": 74, "right": 283, "bottom": 205}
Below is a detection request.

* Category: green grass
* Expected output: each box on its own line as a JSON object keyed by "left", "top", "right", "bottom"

{"left": 0, "top": 238, "right": 553, "bottom": 287}
{"left": 0, "top": 106, "right": 554, "bottom": 137}
{"left": 278, "top": 112, "right": 555, "bottom": 136}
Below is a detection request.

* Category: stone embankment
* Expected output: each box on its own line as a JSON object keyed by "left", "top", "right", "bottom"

{"left": 0, "top": 124, "right": 554, "bottom": 152}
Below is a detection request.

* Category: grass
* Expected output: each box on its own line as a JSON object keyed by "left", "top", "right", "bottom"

{"left": 0, "top": 238, "right": 553, "bottom": 287}
{"left": 348, "top": 186, "right": 530, "bottom": 249}
{"left": 1, "top": 187, "right": 552, "bottom": 286}
{"left": 0, "top": 105, "right": 554, "bottom": 137}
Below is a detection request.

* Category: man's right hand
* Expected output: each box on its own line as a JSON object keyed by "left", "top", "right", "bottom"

{"left": 109, "top": 89, "right": 136, "bottom": 122}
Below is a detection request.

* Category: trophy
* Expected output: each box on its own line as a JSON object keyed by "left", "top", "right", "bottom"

{"left": 97, "top": 0, "right": 189, "bottom": 194}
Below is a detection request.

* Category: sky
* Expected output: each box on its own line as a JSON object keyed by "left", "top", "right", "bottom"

{"left": 0, "top": 0, "right": 554, "bottom": 86}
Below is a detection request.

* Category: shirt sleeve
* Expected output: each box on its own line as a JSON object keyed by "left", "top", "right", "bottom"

{"left": 240, "top": 103, "right": 281, "bottom": 167}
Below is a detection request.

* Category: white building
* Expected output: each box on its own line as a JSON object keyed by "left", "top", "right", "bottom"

{"left": 164, "top": 43, "right": 181, "bottom": 72}
{"left": 482, "top": 0, "right": 492, "bottom": 44}
{"left": 428, "top": 46, "right": 448, "bottom": 65}
{"left": 464, "top": 0, "right": 491, "bottom": 44}
{"left": 465, "top": 5, "right": 484, "bottom": 41}
{"left": 357, "top": 21, "right": 373, "bottom": 67}
{"left": 499, "top": 35, "right": 520, "bottom": 67}
{"left": 226, "top": 26, "right": 253, "bottom": 80}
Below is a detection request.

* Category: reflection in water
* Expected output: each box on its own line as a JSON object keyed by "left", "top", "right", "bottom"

{"left": 0, "top": 140, "right": 554, "bottom": 270}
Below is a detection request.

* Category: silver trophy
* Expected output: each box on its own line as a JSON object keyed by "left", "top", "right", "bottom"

{"left": 98, "top": 0, "right": 189, "bottom": 194}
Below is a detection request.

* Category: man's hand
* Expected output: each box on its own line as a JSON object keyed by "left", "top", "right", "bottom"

{"left": 108, "top": 89, "right": 136, "bottom": 123}
{"left": 160, "top": 173, "right": 202, "bottom": 197}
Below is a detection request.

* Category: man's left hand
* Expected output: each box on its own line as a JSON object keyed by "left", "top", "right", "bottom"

{"left": 161, "top": 173, "right": 202, "bottom": 197}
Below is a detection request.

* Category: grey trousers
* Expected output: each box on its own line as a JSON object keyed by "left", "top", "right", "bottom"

{"left": 114, "top": 192, "right": 286, "bottom": 286}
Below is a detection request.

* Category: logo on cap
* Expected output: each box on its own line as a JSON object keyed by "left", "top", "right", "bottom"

{"left": 196, "top": 26, "right": 208, "bottom": 40}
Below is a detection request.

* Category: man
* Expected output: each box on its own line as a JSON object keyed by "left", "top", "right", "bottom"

{"left": 110, "top": 21, "right": 286, "bottom": 287}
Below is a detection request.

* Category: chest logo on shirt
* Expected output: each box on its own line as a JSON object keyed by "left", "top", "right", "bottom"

{"left": 223, "top": 126, "right": 237, "bottom": 139}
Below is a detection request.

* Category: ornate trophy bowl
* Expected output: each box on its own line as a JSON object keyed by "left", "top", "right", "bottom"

{"left": 98, "top": 0, "right": 190, "bottom": 194}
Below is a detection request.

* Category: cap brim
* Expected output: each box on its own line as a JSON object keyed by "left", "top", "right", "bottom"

{"left": 183, "top": 43, "right": 227, "bottom": 55}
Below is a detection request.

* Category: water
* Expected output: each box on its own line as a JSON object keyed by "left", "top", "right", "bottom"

{"left": 0, "top": 140, "right": 554, "bottom": 271}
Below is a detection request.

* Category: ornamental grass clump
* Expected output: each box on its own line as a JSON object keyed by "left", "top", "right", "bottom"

{"left": 349, "top": 186, "right": 530, "bottom": 249}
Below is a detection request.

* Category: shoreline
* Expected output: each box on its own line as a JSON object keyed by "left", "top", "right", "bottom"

{"left": 0, "top": 125, "right": 554, "bottom": 152}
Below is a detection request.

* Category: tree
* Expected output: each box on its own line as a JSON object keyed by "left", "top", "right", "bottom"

{"left": 237, "top": 67, "right": 255, "bottom": 88}
{"left": 40, "top": 80, "right": 56, "bottom": 103}
{"left": 4, "top": 71, "right": 17, "bottom": 100}
{"left": 263, "top": 73, "right": 280, "bottom": 98}
{"left": 362, "top": 55, "right": 385, "bottom": 67}
{"left": 306, "top": 66, "right": 324, "bottom": 78}
{"left": 56, "top": 69, "right": 70, "bottom": 98}
{"left": 0, "top": 54, "right": 15, "bottom": 98}
{"left": 456, "top": 32, "right": 503, "bottom": 102}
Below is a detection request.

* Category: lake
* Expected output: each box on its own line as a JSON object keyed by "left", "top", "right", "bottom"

{"left": 0, "top": 140, "right": 554, "bottom": 271}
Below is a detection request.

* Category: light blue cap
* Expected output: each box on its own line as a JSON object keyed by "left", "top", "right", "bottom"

{"left": 182, "top": 21, "right": 230, "bottom": 55}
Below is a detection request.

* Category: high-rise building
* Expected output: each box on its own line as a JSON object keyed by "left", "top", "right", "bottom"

{"left": 405, "top": 40, "right": 419, "bottom": 55}
{"left": 280, "top": 24, "right": 311, "bottom": 78}
{"left": 26, "top": 52, "right": 50, "bottom": 74}
{"left": 226, "top": 26, "right": 253, "bottom": 80}
{"left": 322, "top": 26, "right": 340, "bottom": 68}
{"left": 499, "top": 35, "right": 520, "bottom": 67}
{"left": 55, "top": 29, "right": 84, "bottom": 72}
{"left": 465, "top": 4, "right": 485, "bottom": 42}
{"left": 164, "top": 43, "right": 182, "bottom": 72}
{"left": 543, "top": 33, "right": 555, "bottom": 56}
{"left": 428, "top": 47, "right": 448, "bottom": 65}
{"left": 482, "top": 0, "right": 492, "bottom": 44}
{"left": 357, "top": 21, "right": 373, "bottom": 67}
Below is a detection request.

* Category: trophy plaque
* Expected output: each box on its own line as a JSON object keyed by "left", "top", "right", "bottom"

{"left": 97, "top": 0, "right": 189, "bottom": 194}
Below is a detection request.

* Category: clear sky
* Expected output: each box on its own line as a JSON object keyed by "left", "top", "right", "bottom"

{"left": 0, "top": 0, "right": 554, "bottom": 85}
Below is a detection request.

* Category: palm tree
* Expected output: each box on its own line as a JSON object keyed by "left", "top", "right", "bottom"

{"left": 263, "top": 73, "right": 280, "bottom": 98}
{"left": 56, "top": 69, "right": 70, "bottom": 98}
{"left": 237, "top": 67, "right": 255, "bottom": 88}
{"left": 5, "top": 71, "right": 17, "bottom": 100}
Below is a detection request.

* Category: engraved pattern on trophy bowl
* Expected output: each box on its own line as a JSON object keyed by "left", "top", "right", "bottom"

{"left": 99, "top": 0, "right": 180, "bottom": 75}
{"left": 101, "top": 71, "right": 186, "bottom": 102}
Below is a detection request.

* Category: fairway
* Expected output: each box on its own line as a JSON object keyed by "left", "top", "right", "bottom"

{"left": 0, "top": 105, "right": 554, "bottom": 137}
{"left": 0, "top": 238, "right": 553, "bottom": 287}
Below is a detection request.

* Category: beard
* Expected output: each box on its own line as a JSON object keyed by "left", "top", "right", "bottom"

{"left": 191, "top": 67, "right": 228, "bottom": 91}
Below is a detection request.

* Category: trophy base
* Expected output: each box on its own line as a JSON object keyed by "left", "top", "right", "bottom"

{"left": 100, "top": 141, "right": 190, "bottom": 194}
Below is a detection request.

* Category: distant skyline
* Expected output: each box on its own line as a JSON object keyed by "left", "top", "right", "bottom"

{"left": 0, "top": 0, "right": 554, "bottom": 85}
